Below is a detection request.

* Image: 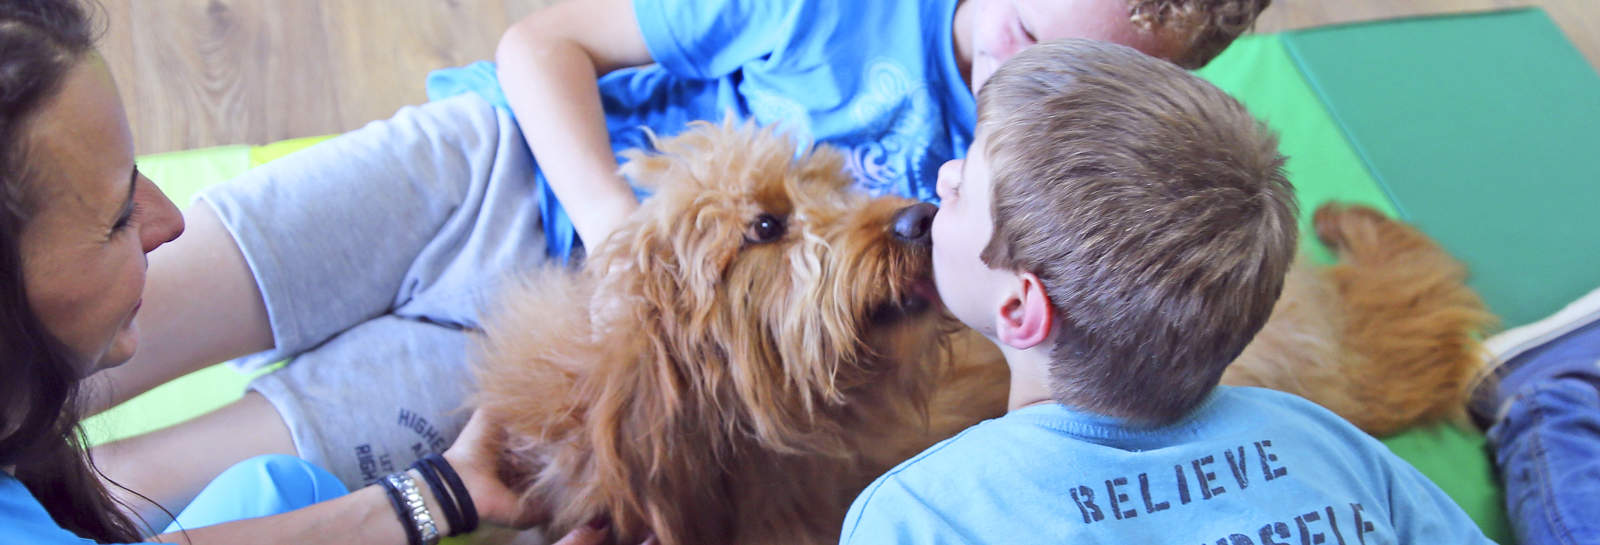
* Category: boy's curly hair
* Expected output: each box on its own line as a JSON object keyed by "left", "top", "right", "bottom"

{"left": 1128, "top": 0, "right": 1272, "bottom": 68}
{"left": 977, "top": 39, "right": 1296, "bottom": 424}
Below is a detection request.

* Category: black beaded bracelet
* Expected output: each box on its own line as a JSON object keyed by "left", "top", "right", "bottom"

{"left": 421, "top": 454, "right": 479, "bottom": 534}
{"left": 412, "top": 458, "right": 464, "bottom": 535}
{"left": 376, "top": 474, "right": 423, "bottom": 545}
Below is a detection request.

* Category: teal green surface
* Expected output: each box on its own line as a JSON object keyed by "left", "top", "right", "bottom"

{"left": 1201, "top": 33, "right": 1510, "bottom": 543}
{"left": 1197, "top": 34, "right": 1398, "bottom": 264}
{"left": 1282, "top": 8, "right": 1600, "bottom": 329}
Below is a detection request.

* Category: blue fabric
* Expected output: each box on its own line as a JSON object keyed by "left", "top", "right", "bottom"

{"left": 1, "top": 472, "right": 153, "bottom": 544}
{"left": 839, "top": 386, "right": 1493, "bottom": 544}
{"left": 0, "top": 455, "right": 343, "bottom": 543}
{"left": 164, "top": 454, "right": 349, "bottom": 533}
{"left": 1488, "top": 322, "right": 1600, "bottom": 545}
{"left": 425, "top": 0, "right": 976, "bottom": 261}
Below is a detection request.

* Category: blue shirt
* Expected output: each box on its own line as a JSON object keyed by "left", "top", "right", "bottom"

{"left": 839, "top": 386, "right": 1494, "bottom": 544}
{"left": 426, "top": 0, "right": 975, "bottom": 260}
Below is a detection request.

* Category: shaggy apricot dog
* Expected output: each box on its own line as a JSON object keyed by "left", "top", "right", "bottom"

{"left": 474, "top": 122, "right": 1492, "bottom": 545}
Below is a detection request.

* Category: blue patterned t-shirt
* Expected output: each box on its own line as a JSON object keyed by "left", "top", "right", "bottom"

{"left": 426, "top": 0, "right": 976, "bottom": 260}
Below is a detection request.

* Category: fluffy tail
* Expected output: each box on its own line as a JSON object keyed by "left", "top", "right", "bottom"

{"left": 1311, "top": 203, "right": 1497, "bottom": 435}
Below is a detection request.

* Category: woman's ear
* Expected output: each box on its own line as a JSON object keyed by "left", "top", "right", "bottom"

{"left": 995, "top": 272, "right": 1052, "bottom": 350}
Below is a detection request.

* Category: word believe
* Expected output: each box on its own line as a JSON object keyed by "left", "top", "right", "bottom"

{"left": 1069, "top": 440, "right": 1289, "bottom": 524}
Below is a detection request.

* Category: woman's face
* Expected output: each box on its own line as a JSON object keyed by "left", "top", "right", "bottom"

{"left": 18, "top": 57, "right": 183, "bottom": 376}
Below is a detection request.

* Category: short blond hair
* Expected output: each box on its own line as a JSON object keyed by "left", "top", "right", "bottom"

{"left": 977, "top": 39, "right": 1296, "bottom": 423}
{"left": 1128, "top": 0, "right": 1272, "bottom": 68}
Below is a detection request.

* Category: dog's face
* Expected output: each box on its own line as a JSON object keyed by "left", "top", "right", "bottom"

{"left": 589, "top": 122, "right": 952, "bottom": 451}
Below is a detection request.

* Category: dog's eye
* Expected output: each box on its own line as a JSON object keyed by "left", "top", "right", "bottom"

{"left": 745, "top": 213, "right": 787, "bottom": 244}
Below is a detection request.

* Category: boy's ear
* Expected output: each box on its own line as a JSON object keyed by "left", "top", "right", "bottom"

{"left": 995, "top": 272, "right": 1053, "bottom": 350}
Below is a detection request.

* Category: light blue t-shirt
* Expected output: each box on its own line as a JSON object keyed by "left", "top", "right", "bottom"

{"left": 839, "top": 386, "right": 1495, "bottom": 544}
{"left": 426, "top": 0, "right": 976, "bottom": 260}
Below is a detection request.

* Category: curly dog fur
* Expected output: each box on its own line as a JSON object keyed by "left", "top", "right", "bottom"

{"left": 474, "top": 122, "right": 1493, "bottom": 545}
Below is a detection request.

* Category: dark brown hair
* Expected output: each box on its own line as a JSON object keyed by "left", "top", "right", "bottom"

{"left": 1128, "top": 0, "right": 1272, "bottom": 69}
{"left": 977, "top": 39, "right": 1296, "bottom": 424}
{"left": 0, "top": 0, "right": 145, "bottom": 541}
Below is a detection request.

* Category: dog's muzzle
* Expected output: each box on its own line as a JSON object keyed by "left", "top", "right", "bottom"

{"left": 892, "top": 202, "right": 937, "bottom": 246}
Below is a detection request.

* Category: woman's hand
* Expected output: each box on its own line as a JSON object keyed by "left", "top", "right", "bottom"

{"left": 441, "top": 409, "right": 658, "bottom": 544}
{"left": 441, "top": 409, "right": 541, "bottom": 529}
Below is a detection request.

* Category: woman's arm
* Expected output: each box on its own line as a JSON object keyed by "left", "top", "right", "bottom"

{"left": 496, "top": 0, "right": 654, "bottom": 249}
{"left": 149, "top": 411, "right": 536, "bottom": 545}
{"left": 152, "top": 484, "right": 418, "bottom": 545}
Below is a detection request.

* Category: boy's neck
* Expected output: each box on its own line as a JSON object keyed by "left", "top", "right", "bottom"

{"left": 1001, "top": 343, "right": 1056, "bottom": 411}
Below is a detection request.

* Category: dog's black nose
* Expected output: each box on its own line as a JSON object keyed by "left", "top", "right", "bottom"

{"left": 892, "top": 202, "right": 937, "bottom": 245}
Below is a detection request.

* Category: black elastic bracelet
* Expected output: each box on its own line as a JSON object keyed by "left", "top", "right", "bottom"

{"left": 376, "top": 475, "right": 423, "bottom": 545}
{"left": 422, "top": 454, "right": 479, "bottom": 534}
{"left": 411, "top": 459, "right": 463, "bottom": 536}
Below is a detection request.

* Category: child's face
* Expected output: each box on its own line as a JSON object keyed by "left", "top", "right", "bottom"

{"left": 930, "top": 135, "right": 1013, "bottom": 335}
{"left": 967, "top": 0, "right": 1181, "bottom": 95}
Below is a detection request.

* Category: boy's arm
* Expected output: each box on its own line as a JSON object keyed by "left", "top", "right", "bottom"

{"left": 1381, "top": 454, "right": 1499, "bottom": 543}
{"left": 495, "top": 0, "right": 652, "bottom": 249}
{"left": 838, "top": 475, "right": 928, "bottom": 544}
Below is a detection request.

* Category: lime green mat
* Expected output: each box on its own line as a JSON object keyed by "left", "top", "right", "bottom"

{"left": 1283, "top": 8, "right": 1600, "bottom": 330}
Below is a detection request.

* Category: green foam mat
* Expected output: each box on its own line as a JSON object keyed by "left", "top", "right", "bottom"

{"left": 1283, "top": 8, "right": 1600, "bottom": 329}
{"left": 1201, "top": 33, "right": 1511, "bottom": 543}
{"left": 1197, "top": 34, "right": 1398, "bottom": 263}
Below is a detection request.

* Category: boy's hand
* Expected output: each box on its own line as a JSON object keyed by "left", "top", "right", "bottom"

{"left": 570, "top": 176, "right": 640, "bottom": 250}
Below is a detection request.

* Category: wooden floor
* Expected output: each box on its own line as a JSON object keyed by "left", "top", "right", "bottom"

{"left": 102, "top": 0, "right": 1599, "bottom": 155}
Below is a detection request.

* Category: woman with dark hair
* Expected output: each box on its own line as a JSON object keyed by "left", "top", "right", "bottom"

{"left": 0, "top": 1, "right": 620, "bottom": 543}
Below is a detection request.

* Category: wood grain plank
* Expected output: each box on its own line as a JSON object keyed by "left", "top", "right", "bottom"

{"left": 99, "top": 0, "right": 1598, "bottom": 154}
{"left": 98, "top": 1, "right": 140, "bottom": 144}
{"left": 1255, "top": 0, "right": 1598, "bottom": 69}
{"left": 318, "top": 0, "right": 538, "bottom": 136}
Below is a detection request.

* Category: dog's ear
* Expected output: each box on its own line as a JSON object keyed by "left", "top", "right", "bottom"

{"left": 588, "top": 207, "right": 740, "bottom": 340}
{"left": 618, "top": 120, "right": 738, "bottom": 194}
{"left": 792, "top": 143, "right": 853, "bottom": 193}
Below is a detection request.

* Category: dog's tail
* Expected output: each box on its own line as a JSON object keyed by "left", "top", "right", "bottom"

{"left": 1309, "top": 203, "right": 1498, "bottom": 435}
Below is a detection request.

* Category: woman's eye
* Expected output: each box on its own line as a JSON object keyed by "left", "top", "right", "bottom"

{"left": 745, "top": 213, "right": 787, "bottom": 243}
{"left": 112, "top": 202, "right": 141, "bottom": 234}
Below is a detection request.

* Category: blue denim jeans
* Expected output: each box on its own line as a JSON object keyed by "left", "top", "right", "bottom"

{"left": 1488, "top": 360, "right": 1600, "bottom": 544}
